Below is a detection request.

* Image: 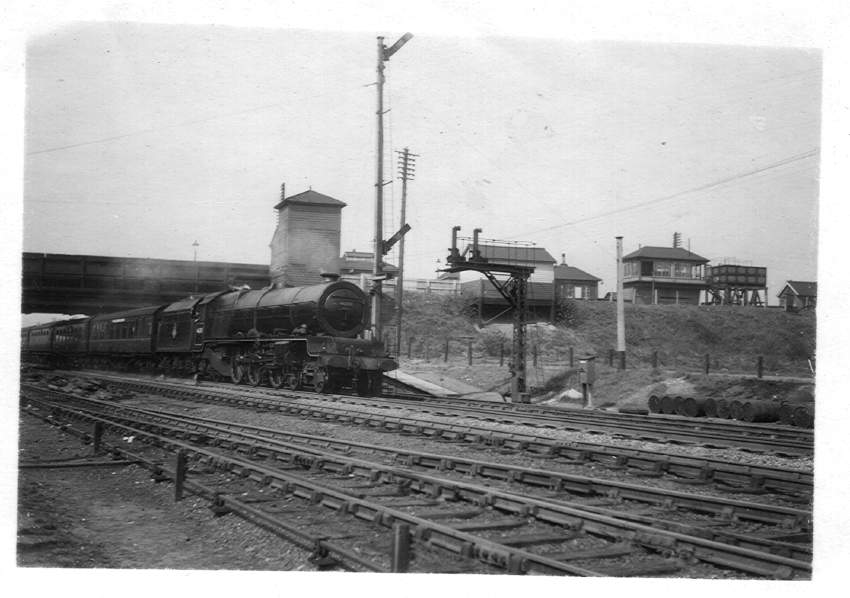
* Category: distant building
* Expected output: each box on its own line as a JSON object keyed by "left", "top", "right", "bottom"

{"left": 269, "top": 188, "right": 346, "bottom": 287}
{"left": 336, "top": 250, "right": 398, "bottom": 290}
{"left": 553, "top": 254, "right": 601, "bottom": 301}
{"left": 622, "top": 245, "right": 709, "bottom": 305}
{"left": 778, "top": 281, "right": 817, "bottom": 311}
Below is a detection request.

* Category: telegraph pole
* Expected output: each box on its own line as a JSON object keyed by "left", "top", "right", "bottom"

{"left": 372, "top": 33, "right": 413, "bottom": 341}
{"left": 615, "top": 236, "right": 626, "bottom": 370}
{"left": 395, "top": 147, "right": 417, "bottom": 355}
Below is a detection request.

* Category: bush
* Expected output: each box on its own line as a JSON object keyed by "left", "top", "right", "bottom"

{"left": 478, "top": 328, "right": 507, "bottom": 357}
{"left": 553, "top": 298, "right": 580, "bottom": 327}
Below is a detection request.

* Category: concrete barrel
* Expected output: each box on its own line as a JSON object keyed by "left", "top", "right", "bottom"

{"left": 703, "top": 398, "right": 718, "bottom": 418}
{"left": 673, "top": 396, "right": 688, "bottom": 416}
{"left": 741, "top": 400, "right": 780, "bottom": 423}
{"left": 777, "top": 403, "right": 794, "bottom": 425}
{"left": 715, "top": 399, "right": 731, "bottom": 419}
{"left": 683, "top": 397, "right": 707, "bottom": 417}
{"left": 648, "top": 395, "right": 662, "bottom": 413}
{"left": 729, "top": 399, "right": 745, "bottom": 420}
{"left": 660, "top": 395, "right": 676, "bottom": 414}
{"left": 792, "top": 405, "right": 814, "bottom": 428}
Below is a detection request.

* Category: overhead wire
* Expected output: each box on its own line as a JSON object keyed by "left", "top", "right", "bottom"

{"left": 510, "top": 148, "right": 819, "bottom": 239}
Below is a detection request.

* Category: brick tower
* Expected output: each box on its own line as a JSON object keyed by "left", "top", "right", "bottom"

{"left": 269, "top": 186, "right": 346, "bottom": 287}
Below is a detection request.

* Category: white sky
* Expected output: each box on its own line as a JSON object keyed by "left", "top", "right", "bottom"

{"left": 21, "top": 18, "right": 821, "bottom": 300}
{"left": 4, "top": 1, "right": 850, "bottom": 595}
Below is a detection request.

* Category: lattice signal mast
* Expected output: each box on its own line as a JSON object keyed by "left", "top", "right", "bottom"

{"left": 441, "top": 226, "right": 534, "bottom": 403}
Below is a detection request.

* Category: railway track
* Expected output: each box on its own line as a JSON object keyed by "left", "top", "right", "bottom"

{"left": 383, "top": 379, "right": 814, "bottom": 442}
{"left": 323, "top": 390, "right": 813, "bottom": 456}
{"left": 47, "top": 368, "right": 813, "bottom": 456}
{"left": 21, "top": 386, "right": 812, "bottom": 578}
{"left": 40, "top": 368, "right": 813, "bottom": 455}
{"left": 58, "top": 375, "right": 812, "bottom": 497}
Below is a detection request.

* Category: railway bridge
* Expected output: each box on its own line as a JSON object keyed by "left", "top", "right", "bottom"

{"left": 22, "top": 252, "right": 270, "bottom": 315}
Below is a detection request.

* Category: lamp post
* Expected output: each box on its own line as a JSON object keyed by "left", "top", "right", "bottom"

{"left": 372, "top": 32, "right": 413, "bottom": 342}
{"left": 192, "top": 240, "right": 199, "bottom": 293}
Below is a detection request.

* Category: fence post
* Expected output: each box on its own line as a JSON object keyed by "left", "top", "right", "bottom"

{"left": 704, "top": 353, "right": 710, "bottom": 375}
{"left": 92, "top": 422, "right": 103, "bottom": 455}
{"left": 391, "top": 523, "right": 411, "bottom": 572}
{"left": 174, "top": 449, "right": 187, "bottom": 502}
{"left": 500, "top": 342, "right": 504, "bottom": 367}
{"left": 608, "top": 349, "right": 614, "bottom": 367}
{"left": 444, "top": 338, "right": 449, "bottom": 362}
{"left": 652, "top": 351, "right": 658, "bottom": 369}
{"left": 467, "top": 340, "right": 473, "bottom": 365}
{"left": 424, "top": 343, "right": 430, "bottom": 361}
{"left": 533, "top": 344, "right": 538, "bottom": 367}
{"left": 757, "top": 355, "right": 764, "bottom": 378}
{"left": 569, "top": 347, "right": 574, "bottom": 368}
{"left": 407, "top": 337, "right": 413, "bottom": 359}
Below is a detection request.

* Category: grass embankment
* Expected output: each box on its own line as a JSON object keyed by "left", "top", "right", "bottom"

{"left": 389, "top": 293, "right": 816, "bottom": 404}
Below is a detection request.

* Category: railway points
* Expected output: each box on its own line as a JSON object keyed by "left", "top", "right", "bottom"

{"left": 20, "top": 383, "right": 812, "bottom": 578}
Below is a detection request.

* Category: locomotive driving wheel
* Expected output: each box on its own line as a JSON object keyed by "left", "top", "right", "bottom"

{"left": 230, "top": 357, "right": 246, "bottom": 385}
{"left": 268, "top": 369, "right": 285, "bottom": 389}
{"left": 246, "top": 363, "right": 263, "bottom": 387}
{"left": 285, "top": 372, "right": 301, "bottom": 390}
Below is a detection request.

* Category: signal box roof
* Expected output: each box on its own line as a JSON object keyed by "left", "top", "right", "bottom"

{"left": 274, "top": 190, "right": 347, "bottom": 210}
{"left": 623, "top": 246, "right": 709, "bottom": 263}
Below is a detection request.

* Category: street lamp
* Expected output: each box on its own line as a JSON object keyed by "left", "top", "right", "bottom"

{"left": 192, "top": 240, "right": 199, "bottom": 293}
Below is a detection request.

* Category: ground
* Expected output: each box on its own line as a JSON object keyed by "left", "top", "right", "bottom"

{"left": 397, "top": 356, "right": 814, "bottom": 411}
{"left": 16, "top": 414, "right": 316, "bottom": 571}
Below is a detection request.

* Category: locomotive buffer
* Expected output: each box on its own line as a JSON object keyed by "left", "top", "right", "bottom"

{"left": 441, "top": 226, "right": 533, "bottom": 403}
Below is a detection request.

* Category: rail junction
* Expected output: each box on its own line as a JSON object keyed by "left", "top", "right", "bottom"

{"left": 19, "top": 369, "right": 813, "bottom": 578}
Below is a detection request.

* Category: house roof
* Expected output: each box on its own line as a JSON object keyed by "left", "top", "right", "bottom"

{"left": 623, "top": 246, "right": 709, "bottom": 263}
{"left": 553, "top": 264, "right": 601, "bottom": 282}
{"left": 780, "top": 280, "right": 817, "bottom": 297}
{"left": 274, "top": 190, "right": 347, "bottom": 210}
{"left": 462, "top": 244, "right": 556, "bottom": 264}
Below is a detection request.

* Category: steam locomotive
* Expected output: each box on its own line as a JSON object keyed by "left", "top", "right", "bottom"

{"left": 21, "top": 279, "right": 397, "bottom": 395}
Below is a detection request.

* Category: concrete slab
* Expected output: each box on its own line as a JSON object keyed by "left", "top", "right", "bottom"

{"left": 384, "top": 370, "right": 460, "bottom": 398}
{"left": 386, "top": 370, "right": 509, "bottom": 402}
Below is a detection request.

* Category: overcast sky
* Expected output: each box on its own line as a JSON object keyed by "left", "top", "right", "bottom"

{"left": 23, "top": 22, "right": 821, "bottom": 303}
